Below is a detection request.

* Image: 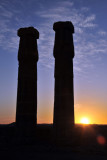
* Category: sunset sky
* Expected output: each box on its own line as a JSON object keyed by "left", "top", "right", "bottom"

{"left": 0, "top": 0, "right": 107, "bottom": 124}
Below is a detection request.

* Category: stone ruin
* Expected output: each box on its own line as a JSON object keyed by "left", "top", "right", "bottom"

{"left": 16, "top": 27, "right": 39, "bottom": 134}
{"left": 16, "top": 21, "right": 75, "bottom": 138}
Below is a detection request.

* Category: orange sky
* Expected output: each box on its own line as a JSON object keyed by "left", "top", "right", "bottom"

{"left": 1, "top": 103, "right": 107, "bottom": 124}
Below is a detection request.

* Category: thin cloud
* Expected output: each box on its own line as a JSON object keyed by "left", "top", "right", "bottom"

{"left": 98, "top": 30, "right": 107, "bottom": 36}
{"left": 60, "top": 1, "right": 74, "bottom": 7}
{"left": 0, "top": 0, "right": 107, "bottom": 76}
{"left": 74, "top": 103, "right": 81, "bottom": 111}
{"left": 35, "top": 1, "right": 99, "bottom": 71}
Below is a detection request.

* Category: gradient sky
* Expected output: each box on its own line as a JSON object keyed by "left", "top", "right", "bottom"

{"left": 0, "top": 0, "right": 107, "bottom": 124}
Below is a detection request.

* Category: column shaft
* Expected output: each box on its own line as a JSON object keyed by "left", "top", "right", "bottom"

{"left": 16, "top": 27, "right": 39, "bottom": 129}
{"left": 53, "top": 21, "right": 75, "bottom": 137}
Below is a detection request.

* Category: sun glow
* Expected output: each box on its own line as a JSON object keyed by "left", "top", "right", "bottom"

{"left": 80, "top": 117, "right": 90, "bottom": 124}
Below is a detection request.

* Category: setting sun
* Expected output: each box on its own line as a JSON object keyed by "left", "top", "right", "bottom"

{"left": 80, "top": 117, "right": 90, "bottom": 124}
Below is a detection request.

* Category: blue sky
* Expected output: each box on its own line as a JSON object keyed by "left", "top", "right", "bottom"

{"left": 0, "top": 0, "right": 107, "bottom": 124}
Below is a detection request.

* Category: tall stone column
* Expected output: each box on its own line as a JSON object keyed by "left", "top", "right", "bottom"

{"left": 16, "top": 27, "right": 39, "bottom": 130}
{"left": 53, "top": 21, "right": 75, "bottom": 138}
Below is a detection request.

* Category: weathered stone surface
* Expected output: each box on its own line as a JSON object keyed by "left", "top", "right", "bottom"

{"left": 53, "top": 21, "right": 75, "bottom": 139}
{"left": 17, "top": 27, "right": 39, "bottom": 62}
{"left": 18, "top": 27, "right": 39, "bottom": 38}
{"left": 53, "top": 22, "right": 74, "bottom": 59}
{"left": 16, "top": 27, "right": 39, "bottom": 133}
{"left": 53, "top": 21, "right": 74, "bottom": 32}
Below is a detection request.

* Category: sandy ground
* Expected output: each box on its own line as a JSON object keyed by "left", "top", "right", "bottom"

{"left": 0, "top": 123, "right": 107, "bottom": 160}
{"left": 0, "top": 143, "right": 107, "bottom": 160}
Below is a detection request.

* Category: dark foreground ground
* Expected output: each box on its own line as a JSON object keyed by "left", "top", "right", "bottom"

{"left": 0, "top": 123, "right": 107, "bottom": 160}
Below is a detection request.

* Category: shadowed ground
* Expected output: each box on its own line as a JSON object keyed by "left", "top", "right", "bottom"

{"left": 0, "top": 123, "right": 107, "bottom": 160}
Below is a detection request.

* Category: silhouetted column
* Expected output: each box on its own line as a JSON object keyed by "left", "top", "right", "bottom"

{"left": 53, "top": 21, "right": 75, "bottom": 138}
{"left": 16, "top": 27, "right": 39, "bottom": 130}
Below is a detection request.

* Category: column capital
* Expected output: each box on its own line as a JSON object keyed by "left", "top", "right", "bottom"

{"left": 53, "top": 21, "right": 74, "bottom": 33}
{"left": 53, "top": 21, "right": 75, "bottom": 58}
{"left": 17, "top": 26, "right": 39, "bottom": 62}
{"left": 17, "top": 27, "right": 39, "bottom": 39}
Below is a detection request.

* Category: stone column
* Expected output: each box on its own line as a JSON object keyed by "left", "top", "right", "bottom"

{"left": 16, "top": 27, "right": 39, "bottom": 131}
{"left": 53, "top": 21, "right": 75, "bottom": 138}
